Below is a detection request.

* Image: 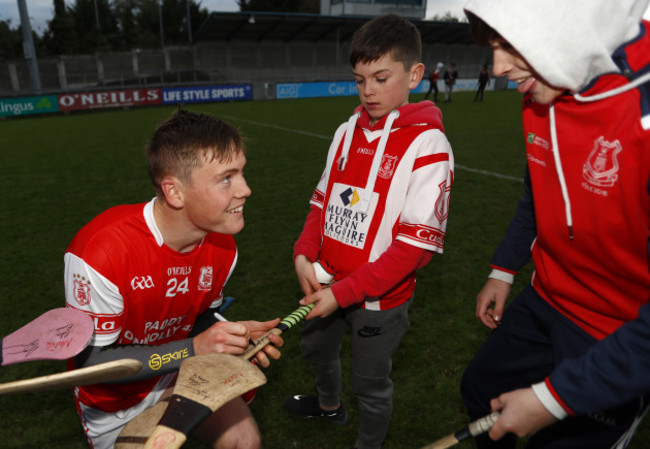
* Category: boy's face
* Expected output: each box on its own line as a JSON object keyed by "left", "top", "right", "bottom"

{"left": 179, "top": 150, "right": 251, "bottom": 236}
{"left": 491, "top": 40, "right": 564, "bottom": 105}
{"left": 353, "top": 53, "right": 423, "bottom": 126}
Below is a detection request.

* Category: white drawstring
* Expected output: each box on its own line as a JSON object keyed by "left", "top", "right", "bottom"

{"left": 575, "top": 71, "right": 650, "bottom": 130}
{"left": 549, "top": 104, "right": 574, "bottom": 240}
{"left": 337, "top": 111, "right": 360, "bottom": 171}
{"left": 357, "top": 110, "right": 400, "bottom": 213}
{"left": 574, "top": 71, "right": 650, "bottom": 102}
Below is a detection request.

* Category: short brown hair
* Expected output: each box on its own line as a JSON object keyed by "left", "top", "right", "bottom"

{"left": 466, "top": 11, "right": 503, "bottom": 47}
{"left": 349, "top": 14, "right": 421, "bottom": 70}
{"left": 146, "top": 109, "right": 243, "bottom": 197}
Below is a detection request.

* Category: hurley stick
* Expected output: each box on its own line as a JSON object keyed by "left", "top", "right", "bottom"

{"left": 116, "top": 303, "right": 315, "bottom": 449}
{"left": 143, "top": 353, "right": 267, "bottom": 449}
{"left": 240, "top": 303, "right": 314, "bottom": 360}
{"left": 1, "top": 307, "right": 94, "bottom": 366}
{"left": 0, "top": 358, "right": 143, "bottom": 394}
{"left": 419, "top": 412, "right": 500, "bottom": 449}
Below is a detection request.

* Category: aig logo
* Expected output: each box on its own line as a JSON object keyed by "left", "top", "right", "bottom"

{"left": 131, "top": 276, "right": 154, "bottom": 290}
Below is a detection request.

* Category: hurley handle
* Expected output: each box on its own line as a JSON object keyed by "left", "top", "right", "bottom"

{"left": 419, "top": 412, "right": 500, "bottom": 449}
{"left": 240, "top": 304, "right": 314, "bottom": 360}
{"left": 143, "top": 425, "right": 187, "bottom": 449}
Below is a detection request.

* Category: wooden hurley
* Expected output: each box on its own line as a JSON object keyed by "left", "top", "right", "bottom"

{"left": 419, "top": 412, "right": 500, "bottom": 449}
{"left": 1, "top": 307, "right": 94, "bottom": 366}
{"left": 116, "top": 304, "right": 315, "bottom": 449}
{"left": 143, "top": 354, "right": 266, "bottom": 449}
{"left": 0, "top": 358, "right": 142, "bottom": 394}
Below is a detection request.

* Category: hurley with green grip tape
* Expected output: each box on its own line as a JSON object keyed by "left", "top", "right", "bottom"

{"left": 240, "top": 303, "right": 314, "bottom": 360}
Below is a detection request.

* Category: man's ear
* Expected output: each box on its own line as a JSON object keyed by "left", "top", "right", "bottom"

{"left": 160, "top": 176, "right": 184, "bottom": 209}
{"left": 409, "top": 62, "right": 425, "bottom": 89}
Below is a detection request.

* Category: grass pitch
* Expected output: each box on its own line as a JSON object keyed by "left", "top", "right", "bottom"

{"left": 0, "top": 90, "right": 646, "bottom": 448}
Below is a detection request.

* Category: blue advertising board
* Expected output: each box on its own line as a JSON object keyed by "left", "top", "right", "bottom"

{"left": 276, "top": 82, "right": 359, "bottom": 99}
{"left": 277, "top": 80, "right": 431, "bottom": 100}
{"left": 162, "top": 85, "right": 252, "bottom": 104}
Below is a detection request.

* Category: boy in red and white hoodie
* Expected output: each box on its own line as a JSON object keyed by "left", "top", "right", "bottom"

{"left": 461, "top": 0, "right": 650, "bottom": 447}
{"left": 283, "top": 14, "right": 454, "bottom": 449}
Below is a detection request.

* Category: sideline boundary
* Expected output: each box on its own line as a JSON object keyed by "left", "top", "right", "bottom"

{"left": 221, "top": 115, "right": 524, "bottom": 183}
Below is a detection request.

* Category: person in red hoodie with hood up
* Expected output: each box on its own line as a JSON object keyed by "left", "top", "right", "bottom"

{"left": 283, "top": 13, "right": 455, "bottom": 449}
{"left": 460, "top": 0, "right": 650, "bottom": 447}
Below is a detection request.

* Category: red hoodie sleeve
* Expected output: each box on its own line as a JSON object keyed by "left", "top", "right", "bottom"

{"left": 293, "top": 204, "right": 322, "bottom": 263}
{"left": 331, "top": 240, "right": 433, "bottom": 308}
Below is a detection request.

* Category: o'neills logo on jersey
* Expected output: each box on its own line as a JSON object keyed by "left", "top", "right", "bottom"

{"left": 583, "top": 136, "right": 622, "bottom": 191}
{"left": 198, "top": 266, "right": 213, "bottom": 291}
{"left": 378, "top": 155, "right": 398, "bottom": 179}
{"left": 72, "top": 273, "right": 92, "bottom": 306}
{"left": 324, "top": 183, "right": 377, "bottom": 249}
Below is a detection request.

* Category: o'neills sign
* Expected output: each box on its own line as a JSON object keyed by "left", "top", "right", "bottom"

{"left": 58, "top": 88, "right": 161, "bottom": 111}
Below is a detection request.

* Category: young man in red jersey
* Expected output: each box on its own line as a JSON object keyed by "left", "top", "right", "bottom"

{"left": 460, "top": 0, "right": 650, "bottom": 447}
{"left": 283, "top": 14, "right": 454, "bottom": 449}
{"left": 64, "top": 110, "right": 284, "bottom": 449}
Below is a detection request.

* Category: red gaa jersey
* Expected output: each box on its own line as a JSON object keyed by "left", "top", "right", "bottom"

{"left": 64, "top": 199, "right": 237, "bottom": 412}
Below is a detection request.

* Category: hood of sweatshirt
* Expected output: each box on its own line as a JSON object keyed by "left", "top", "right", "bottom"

{"left": 464, "top": 0, "right": 650, "bottom": 239}
{"left": 463, "top": 0, "right": 650, "bottom": 93}
{"left": 336, "top": 101, "right": 444, "bottom": 213}
{"left": 354, "top": 100, "right": 444, "bottom": 132}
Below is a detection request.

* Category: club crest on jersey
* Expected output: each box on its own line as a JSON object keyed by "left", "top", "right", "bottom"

{"left": 435, "top": 180, "right": 451, "bottom": 223}
{"left": 198, "top": 266, "right": 213, "bottom": 291}
{"left": 583, "top": 136, "right": 622, "bottom": 188}
{"left": 378, "top": 155, "right": 398, "bottom": 179}
{"left": 72, "top": 273, "right": 92, "bottom": 306}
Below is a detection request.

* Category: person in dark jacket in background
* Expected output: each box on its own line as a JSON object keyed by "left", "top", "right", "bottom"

{"left": 443, "top": 63, "right": 458, "bottom": 102}
{"left": 474, "top": 64, "right": 490, "bottom": 101}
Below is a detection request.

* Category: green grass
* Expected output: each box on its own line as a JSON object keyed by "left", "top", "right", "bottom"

{"left": 0, "top": 90, "right": 647, "bottom": 448}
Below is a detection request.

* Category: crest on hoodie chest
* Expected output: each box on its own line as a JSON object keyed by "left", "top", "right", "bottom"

{"left": 378, "top": 155, "right": 398, "bottom": 179}
{"left": 582, "top": 136, "right": 622, "bottom": 195}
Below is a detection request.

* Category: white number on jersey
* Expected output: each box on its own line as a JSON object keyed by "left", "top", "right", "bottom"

{"left": 166, "top": 277, "right": 190, "bottom": 297}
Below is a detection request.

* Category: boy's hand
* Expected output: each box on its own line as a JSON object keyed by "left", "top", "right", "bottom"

{"left": 192, "top": 318, "right": 283, "bottom": 368}
{"left": 489, "top": 387, "right": 557, "bottom": 440}
{"left": 300, "top": 287, "right": 339, "bottom": 319}
{"left": 295, "top": 254, "right": 322, "bottom": 295}
{"left": 476, "top": 278, "right": 511, "bottom": 329}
